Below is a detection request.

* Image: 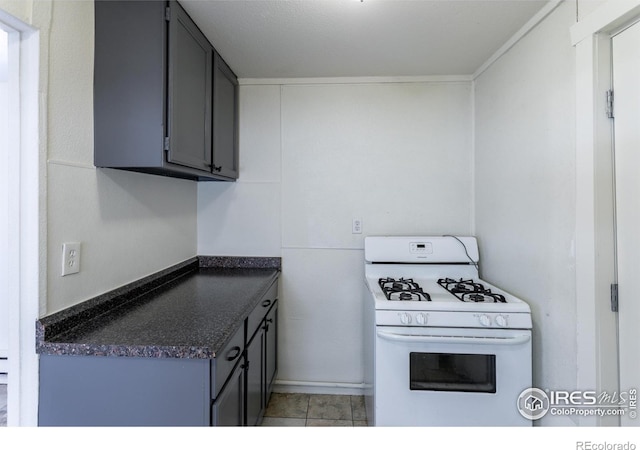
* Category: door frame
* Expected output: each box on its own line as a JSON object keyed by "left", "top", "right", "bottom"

{"left": 0, "top": 8, "right": 39, "bottom": 426}
{"left": 572, "top": 0, "right": 640, "bottom": 427}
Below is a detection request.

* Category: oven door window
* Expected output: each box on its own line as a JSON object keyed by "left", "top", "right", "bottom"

{"left": 409, "top": 352, "right": 496, "bottom": 393}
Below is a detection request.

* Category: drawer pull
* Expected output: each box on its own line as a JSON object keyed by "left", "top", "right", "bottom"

{"left": 225, "top": 346, "right": 242, "bottom": 361}
{"left": 262, "top": 299, "right": 272, "bottom": 308}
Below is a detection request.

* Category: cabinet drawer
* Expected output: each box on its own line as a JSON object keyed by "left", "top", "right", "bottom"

{"left": 247, "top": 280, "right": 278, "bottom": 341}
{"left": 211, "top": 325, "right": 244, "bottom": 400}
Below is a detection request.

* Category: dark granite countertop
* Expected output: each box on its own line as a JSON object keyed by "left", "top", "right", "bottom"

{"left": 36, "top": 256, "right": 280, "bottom": 359}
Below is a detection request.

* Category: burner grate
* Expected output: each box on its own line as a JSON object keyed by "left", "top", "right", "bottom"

{"left": 437, "top": 278, "right": 506, "bottom": 303}
{"left": 378, "top": 277, "right": 431, "bottom": 302}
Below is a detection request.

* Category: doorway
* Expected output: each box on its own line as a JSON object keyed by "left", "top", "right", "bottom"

{"left": 0, "top": 23, "right": 10, "bottom": 427}
{"left": 0, "top": 7, "right": 40, "bottom": 425}
{"left": 612, "top": 19, "right": 640, "bottom": 427}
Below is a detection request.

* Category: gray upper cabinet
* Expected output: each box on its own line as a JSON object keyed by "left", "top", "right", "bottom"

{"left": 94, "top": 0, "right": 238, "bottom": 182}
{"left": 167, "top": 4, "right": 213, "bottom": 173}
{"left": 213, "top": 53, "right": 239, "bottom": 179}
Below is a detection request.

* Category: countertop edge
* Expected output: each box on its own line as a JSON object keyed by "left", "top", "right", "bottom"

{"left": 197, "top": 255, "right": 281, "bottom": 270}
{"left": 36, "top": 256, "right": 281, "bottom": 359}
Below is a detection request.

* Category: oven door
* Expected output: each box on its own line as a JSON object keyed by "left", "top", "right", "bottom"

{"left": 374, "top": 326, "right": 532, "bottom": 426}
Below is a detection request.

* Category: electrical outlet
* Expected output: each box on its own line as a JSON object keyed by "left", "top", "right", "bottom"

{"left": 352, "top": 218, "right": 363, "bottom": 234}
{"left": 61, "top": 242, "right": 81, "bottom": 276}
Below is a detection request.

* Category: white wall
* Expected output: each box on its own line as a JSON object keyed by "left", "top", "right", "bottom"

{"left": 474, "top": 1, "right": 576, "bottom": 425}
{"left": 199, "top": 81, "right": 473, "bottom": 389}
{"left": 2, "top": 0, "right": 199, "bottom": 316}
{"left": 44, "top": 1, "right": 198, "bottom": 315}
{"left": 0, "top": 27, "right": 8, "bottom": 354}
{"left": 199, "top": 85, "right": 282, "bottom": 257}
{"left": 577, "top": 0, "right": 607, "bottom": 20}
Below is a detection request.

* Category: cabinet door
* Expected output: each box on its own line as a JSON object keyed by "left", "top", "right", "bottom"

{"left": 211, "top": 359, "right": 245, "bottom": 426}
{"left": 167, "top": 2, "right": 213, "bottom": 172}
{"left": 212, "top": 52, "right": 239, "bottom": 179}
{"left": 39, "top": 355, "right": 210, "bottom": 426}
{"left": 245, "top": 329, "right": 264, "bottom": 426}
{"left": 94, "top": 0, "right": 167, "bottom": 169}
{"left": 264, "top": 302, "right": 278, "bottom": 404}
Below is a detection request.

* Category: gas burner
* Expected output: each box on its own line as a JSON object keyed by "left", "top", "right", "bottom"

{"left": 438, "top": 278, "right": 484, "bottom": 293}
{"left": 438, "top": 278, "right": 506, "bottom": 303}
{"left": 379, "top": 277, "right": 420, "bottom": 291}
{"left": 378, "top": 278, "right": 431, "bottom": 302}
{"left": 461, "top": 292, "right": 506, "bottom": 303}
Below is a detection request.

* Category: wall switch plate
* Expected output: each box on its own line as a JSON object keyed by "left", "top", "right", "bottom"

{"left": 352, "top": 218, "right": 362, "bottom": 234}
{"left": 61, "top": 242, "right": 81, "bottom": 276}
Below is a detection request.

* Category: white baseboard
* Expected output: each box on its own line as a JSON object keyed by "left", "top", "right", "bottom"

{"left": 273, "top": 379, "right": 365, "bottom": 396}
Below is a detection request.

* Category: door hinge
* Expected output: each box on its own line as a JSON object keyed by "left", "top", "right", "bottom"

{"left": 606, "top": 90, "right": 614, "bottom": 119}
{"left": 611, "top": 283, "right": 619, "bottom": 312}
{"left": 163, "top": 137, "right": 170, "bottom": 152}
{"left": 165, "top": 6, "right": 171, "bottom": 21}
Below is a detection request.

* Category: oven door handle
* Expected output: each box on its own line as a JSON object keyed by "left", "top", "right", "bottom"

{"left": 376, "top": 330, "right": 531, "bottom": 346}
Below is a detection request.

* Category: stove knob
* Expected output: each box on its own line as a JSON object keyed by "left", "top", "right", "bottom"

{"left": 399, "top": 312, "right": 412, "bottom": 325}
{"left": 416, "top": 313, "right": 428, "bottom": 325}
{"left": 479, "top": 314, "right": 491, "bottom": 327}
{"left": 495, "top": 315, "right": 508, "bottom": 327}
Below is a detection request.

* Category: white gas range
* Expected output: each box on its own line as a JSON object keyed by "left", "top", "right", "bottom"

{"left": 363, "top": 235, "right": 533, "bottom": 427}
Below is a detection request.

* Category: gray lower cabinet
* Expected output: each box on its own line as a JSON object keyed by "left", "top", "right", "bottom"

{"left": 38, "top": 281, "right": 279, "bottom": 427}
{"left": 210, "top": 324, "right": 245, "bottom": 426}
{"left": 245, "top": 327, "right": 264, "bottom": 426}
{"left": 245, "top": 281, "right": 279, "bottom": 426}
{"left": 211, "top": 359, "right": 245, "bottom": 426}
{"left": 265, "top": 303, "right": 278, "bottom": 399}
{"left": 94, "top": 0, "right": 238, "bottom": 181}
{"left": 38, "top": 355, "right": 211, "bottom": 426}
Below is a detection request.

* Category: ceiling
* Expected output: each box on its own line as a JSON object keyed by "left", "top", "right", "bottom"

{"left": 180, "top": 0, "right": 551, "bottom": 79}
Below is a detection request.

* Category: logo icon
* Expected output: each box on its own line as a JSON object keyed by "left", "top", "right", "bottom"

{"left": 517, "top": 388, "right": 550, "bottom": 420}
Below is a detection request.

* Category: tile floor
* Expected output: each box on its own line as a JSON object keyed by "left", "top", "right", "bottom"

{"left": 261, "top": 393, "right": 367, "bottom": 426}
{"left": 0, "top": 388, "right": 366, "bottom": 427}
{"left": 0, "top": 384, "right": 6, "bottom": 426}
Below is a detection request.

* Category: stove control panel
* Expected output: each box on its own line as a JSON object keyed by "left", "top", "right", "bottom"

{"left": 398, "top": 312, "right": 429, "bottom": 325}
{"left": 399, "top": 312, "right": 412, "bottom": 325}
{"left": 495, "top": 315, "right": 508, "bottom": 327}
{"left": 410, "top": 242, "right": 433, "bottom": 254}
{"left": 376, "top": 310, "right": 531, "bottom": 329}
{"left": 475, "top": 313, "right": 510, "bottom": 327}
{"left": 478, "top": 314, "right": 491, "bottom": 327}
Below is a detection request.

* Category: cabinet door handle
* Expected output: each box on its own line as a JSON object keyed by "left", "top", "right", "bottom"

{"left": 212, "top": 165, "right": 222, "bottom": 172}
{"left": 225, "top": 346, "right": 242, "bottom": 361}
{"left": 266, "top": 318, "right": 273, "bottom": 324}
{"left": 262, "top": 299, "right": 272, "bottom": 308}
